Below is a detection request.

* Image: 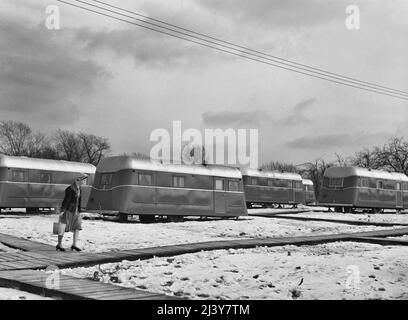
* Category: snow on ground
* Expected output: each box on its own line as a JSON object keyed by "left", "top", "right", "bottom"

{"left": 0, "top": 287, "right": 52, "bottom": 300}
{"left": 0, "top": 212, "right": 394, "bottom": 253}
{"left": 62, "top": 242, "right": 408, "bottom": 300}
{"left": 282, "top": 209, "right": 408, "bottom": 224}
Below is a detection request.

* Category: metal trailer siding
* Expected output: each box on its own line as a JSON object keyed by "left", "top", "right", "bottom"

{"left": 319, "top": 167, "right": 408, "bottom": 209}
{"left": 242, "top": 174, "right": 304, "bottom": 205}
{"left": 0, "top": 156, "right": 96, "bottom": 210}
{"left": 87, "top": 163, "right": 247, "bottom": 217}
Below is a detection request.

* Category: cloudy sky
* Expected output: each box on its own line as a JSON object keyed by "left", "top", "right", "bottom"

{"left": 1, "top": 0, "right": 407, "bottom": 166}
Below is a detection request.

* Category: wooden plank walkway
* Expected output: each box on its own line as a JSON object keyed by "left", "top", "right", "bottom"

{"left": 0, "top": 269, "right": 172, "bottom": 300}
{"left": 0, "top": 233, "right": 55, "bottom": 252}
{"left": 1, "top": 226, "right": 408, "bottom": 300}
{"left": 249, "top": 213, "right": 408, "bottom": 227}
{"left": 2, "top": 227, "right": 408, "bottom": 272}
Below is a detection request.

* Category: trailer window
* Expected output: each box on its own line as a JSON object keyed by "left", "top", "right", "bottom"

{"left": 396, "top": 182, "right": 401, "bottom": 190}
{"left": 361, "top": 178, "right": 369, "bottom": 188}
{"left": 376, "top": 180, "right": 383, "bottom": 189}
{"left": 295, "top": 181, "right": 303, "bottom": 189}
{"left": 100, "top": 173, "right": 113, "bottom": 186}
{"left": 139, "top": 173, "right": 153, "bottom": 186}
{"left": 228, "top": 180, "right": 239, "bottom": 192}
{"left": 250, "top": 178, "right": 257, "bottom": 185}
{"left": 329, "top": 177, "right": 343, "bottom": 188}
{"left": 12, "top": 169, "right": 25, "bottom": 182}
{"left": 403, "top": 183, "right": 408, "bottom": 190}
{"left": 215, "top": 179, "right": 224, "bottom": 191}
{"left": 40, "top": 172, "right": 52, "bottom": 184}
{"left": 173, "top": 176, "right": 185, "bottom": 188}
{"left": 268, "top": 179, "right": 274, "bottom": 187}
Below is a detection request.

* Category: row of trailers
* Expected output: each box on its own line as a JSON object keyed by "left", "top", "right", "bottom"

{"left": 0, "top": 154, "right": 406, "bottom": 221}
{"left": 0, "top": 155, "right": 314, "bottom": 221}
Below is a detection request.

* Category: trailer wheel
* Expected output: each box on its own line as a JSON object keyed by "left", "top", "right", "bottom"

{"left": 26, "top": 207, "right": 40, "bottom": 214}
{"left": 118, "top": 212, "right": 128, "bottom": 222}
{"left": 343, "top": 207, "right": 352, "bottom": 213}
{"left": 372, "top": 208, "right": 380, "bottom": 214}
{"left": 139, "top": 214, "right": 156, "bottom": 223}
{"left": 167, "top": 215, "right": 184, "bottom": 223}
{"left": 396, "top": 209, "right": 402, "bottom": 214}
{"left": 334, "top": 207, "right": 343, "bottom": 213}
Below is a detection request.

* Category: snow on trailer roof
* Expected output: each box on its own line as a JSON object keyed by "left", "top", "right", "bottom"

{"left": 96, "top": 156, "right": 243, "bottom": 179}
{"left": 0, "top": 155, "right": 96, "bottom": 174}
{"left": 324, "top": 166, "right": 408, "bottom": 182}
{"left": 302, "top": 179, "right": 314, "bottom": 185}
{"left": 240, "top": 168, "right": 303, "bottom": 181}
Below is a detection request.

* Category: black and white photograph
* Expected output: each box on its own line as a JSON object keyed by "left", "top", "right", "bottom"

{"left": 0, "top": 0, "right": 408, "bottom": 309}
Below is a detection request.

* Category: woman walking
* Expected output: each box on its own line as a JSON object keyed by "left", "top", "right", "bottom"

{"left": 56, "top": 174, "right": 88, "bottom": 252}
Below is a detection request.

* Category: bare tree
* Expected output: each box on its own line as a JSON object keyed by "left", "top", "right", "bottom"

{"left": 351, "top": 137, "right": 408, "bottom": 175}
{"left": 78, "top": 132, "right": 111, "bottom": 165}
{"left": 260, "top": 161, "right": 299, "bottom": 173}
{"left": 375, "top": 137, "right": 408, "bottom": 175}
{"left": 352, "top": 148, "right": 379, "bottom": 169}
{"left": 0, "top": 121, "right": 33, "bottom": 156}
{"left": 299, "top": 158, "right": 333, "bottom": 200}
{"left": 54, "top": 130, "right": 85, "bottom": 162}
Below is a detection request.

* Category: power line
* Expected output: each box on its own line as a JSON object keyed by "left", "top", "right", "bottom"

{"left": 89, "top": 0, "right": 408, "bottom": 97}
{"left": 56, "top": 0, "right": 408, "bottom": 101}
{"left": 77, "top": 0, "right": 408, "bottom": 98}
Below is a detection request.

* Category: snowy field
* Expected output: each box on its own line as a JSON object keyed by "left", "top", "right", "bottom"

{"left": 0, "top": 210, "right": 396, "bottom": 253}
{"left": 1, "top": 209, "right": 408, "bottom": 300}
{"left": 62, "top": 242, "right": 408, "bottom": 300}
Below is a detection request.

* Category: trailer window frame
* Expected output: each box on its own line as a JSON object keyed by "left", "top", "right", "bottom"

{"left": 361, "top": 178, "right": 369, "bottom": 188}
{"left": 172, "top": 175, "right": 185, "bottom": 188}
{"left": 329, "top": 177, "right": 343, "bottom": 188}
{"left": 228, "top": 180, "right": 239, "bottom": 192}
{"left": 40, "top": 171, "right": 52, "bottom": 184}
{"left": 100, "top": 173, "right": 113, "bottom": 187}
{"left": 376, "top": 180, "right": 384, "bottom": 189}
{"left": 215, "top": 178, "right": 224, "bottom": 191}
{"left": 250, "top": 177, "right": 257, "bottom": 185}
{"left": 12, "top": 169, "right": 26, "bottom": 182}
{"left": 139, "top": 173, "right": 153, "bottom": 186}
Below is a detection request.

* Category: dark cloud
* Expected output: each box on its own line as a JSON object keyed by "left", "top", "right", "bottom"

{"left": 0, "top": 17, "right": 109, "bottom": 123}
{"left": 286, "top": 131, "right": 387, "bottom": 149}
{"left": 196, "top": 0, "right": 354, "bottom": 29}
{"left": 202, "top": 110, "right": 271, "bottom": 127}
{"left": 280, "top": 98, "right": 316, "bottom": 126}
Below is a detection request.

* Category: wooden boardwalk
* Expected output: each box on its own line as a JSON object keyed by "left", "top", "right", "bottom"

{"left": 1, "top": 226, "right": 408, "bottom": 299}
{"left": 2, "top": 227, "right": 408, "bottom": 272}
{"left": 0, "top": 269, "right": 171, "bottom": 300}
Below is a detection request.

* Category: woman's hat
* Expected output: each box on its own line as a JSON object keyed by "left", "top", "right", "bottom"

{"left": 76, "top": 173, "right": 89, "bottom": 181}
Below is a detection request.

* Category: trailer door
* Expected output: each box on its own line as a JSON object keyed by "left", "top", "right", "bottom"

{"left": 396, "top": 182, "right": 403, "bottom": 208}
{"left": 214, "top": 178, "right": 226, "bottom": 214}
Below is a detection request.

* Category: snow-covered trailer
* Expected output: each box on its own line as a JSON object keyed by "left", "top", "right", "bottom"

{"left": 302, "top": 179, "right": 316, "bottom": 205}
{"left": 240, "top": 168, "right": 304, "bottom": 208}
{"left": 0, "top": 155, "right": 96, "bottom": 213}
{"left": 318, "top": 166, "right": 408, "bottom": 213}
{"left": 86, "top": 156, "right": 248, "bottom": 222}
